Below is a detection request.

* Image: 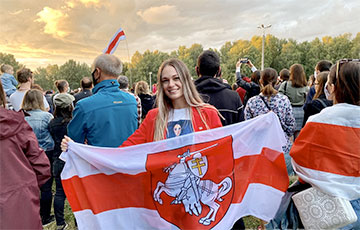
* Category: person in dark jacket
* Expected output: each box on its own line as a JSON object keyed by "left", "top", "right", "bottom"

{"left": 304, "top": 60, "right": 332, "bottom": 108}
{"left": 0, "top": 82, "right": 51, "bottom": 229}
{"left": 195, "top": 50, "right": 244, "bottom": 126}
{"left": 49, "top": 93, "right": 75, "bottom": 229}
{"left": 135, "top": 80, "right": 155, "bottom": 120}
{"left": 74, "top": 77, "right": 93, "bottom": 105}
{"left": 235, "top": 59, "right": 261, "bottom": 106}
{"left": 303, "top": 71, "right": 333, "bottom": 125}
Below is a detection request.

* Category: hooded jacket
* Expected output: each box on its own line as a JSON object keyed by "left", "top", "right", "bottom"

{"left": 0, "top": 107, "right": 51, "bottom": 229}
{"left": 195, "top": 75, "right": 244, "bottom": 126}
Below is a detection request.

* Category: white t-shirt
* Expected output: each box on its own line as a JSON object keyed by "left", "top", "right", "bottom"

{"left": 9, "top": 90, "right": 50, "bottom": 111}
{"left": 166, "top": 108, "right": 194, "bottom": 139}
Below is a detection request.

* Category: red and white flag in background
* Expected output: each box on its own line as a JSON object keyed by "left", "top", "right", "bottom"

{"left": 291, "top": 104, "right": 360, "bottom": 201}
{"left": 103, "top": 28, "right": 126, "bottom": 54}
{"left": 60, "top": 112, "right": 289, "bottom": 230}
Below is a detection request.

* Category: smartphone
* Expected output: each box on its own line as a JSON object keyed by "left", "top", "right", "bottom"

{"left": 240, "top": 58, "right": 249, "bottom": 64}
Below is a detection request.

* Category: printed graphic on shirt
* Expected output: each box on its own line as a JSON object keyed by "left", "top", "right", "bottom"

{"left": 167, "top": 108, "right": 193, "bottom": 139}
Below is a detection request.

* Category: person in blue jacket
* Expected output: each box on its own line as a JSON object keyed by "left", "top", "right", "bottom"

{"left": 67, "top": 54, "right": 138, "bottom": 147}
{"left": 0, "top": 64, "right": 17, "bottom": 97}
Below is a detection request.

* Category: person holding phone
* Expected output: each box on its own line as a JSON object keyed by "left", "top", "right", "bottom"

{"left": 235, "top": 58, "right": 261, "bottom": 106}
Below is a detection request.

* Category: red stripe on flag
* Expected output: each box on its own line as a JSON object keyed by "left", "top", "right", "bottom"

{"left": 62, "top": 172, "right": 155, "bottom": 213}
{"left": 104, "top": 30, "right": 125, "bottom": 54}
{"left": 233, "top": 147, "right": 289, "bottom": 203}
{"left": 290, "top": 122, "right": 360, "bottom": 177}
{"left": 62, "top": 147, "right": 288, "bottom": 214}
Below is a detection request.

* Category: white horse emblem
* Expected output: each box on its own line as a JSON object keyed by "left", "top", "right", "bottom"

{"left": 153, "top": 144, "right": 233, "bottom": 226}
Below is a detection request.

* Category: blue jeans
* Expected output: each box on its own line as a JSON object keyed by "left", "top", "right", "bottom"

{"left": 340, "top": 198, "right": 360, "bottom": 230}
{"left": 40, "top": 151, "right": 54, "bottom": 221}
{"left": 53, "top": 158, "right": 66, "bottom": 226}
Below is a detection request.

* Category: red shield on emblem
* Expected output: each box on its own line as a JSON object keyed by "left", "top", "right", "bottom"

{"left": 146, "top": 135, "right": 235, "bottom": 229}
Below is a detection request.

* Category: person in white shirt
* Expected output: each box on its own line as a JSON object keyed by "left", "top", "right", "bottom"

{"left": 9, "top": 68, "right": 49, "bottom": 111}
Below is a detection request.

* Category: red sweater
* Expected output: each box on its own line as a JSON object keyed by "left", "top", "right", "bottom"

{"left": 121, "top": 106, "right": 222, "bottom": 147}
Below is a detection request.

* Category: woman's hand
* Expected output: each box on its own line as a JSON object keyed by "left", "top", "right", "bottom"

{"left": 61, "top": 135, "right": 73, "bottom": 152}
{"left": 236, "top": 60, "right": 242, "bottom": 68}
{"left": 247, "top": 59, "right": 254, "bottom": 68}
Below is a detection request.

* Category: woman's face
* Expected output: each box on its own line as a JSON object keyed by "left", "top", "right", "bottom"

{"left": 161, "top": 65, "right": 186, "bottom": 108}
{"left": 173, "top": 123, "right": 182, "bottom": 136}
{"left": 325, "top": 73, "right": 335, "bottom": 100}
{"left": 314, "top": 78, "right": 320, "bottom": 93}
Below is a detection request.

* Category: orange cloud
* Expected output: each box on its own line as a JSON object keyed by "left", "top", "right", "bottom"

{"left": 35, "top": 7, "right": 69, "bottom": 38}
{"left": 66, "top": 0, "right": 101, "bottom": 8}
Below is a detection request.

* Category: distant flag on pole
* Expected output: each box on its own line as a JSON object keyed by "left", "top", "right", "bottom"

{"left": 103, "top": 28, "right": 126, "bottom": 54}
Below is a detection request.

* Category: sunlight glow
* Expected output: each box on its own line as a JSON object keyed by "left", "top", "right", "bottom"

{"left": 35, "top": 7, "right": 69, "bottom": 38}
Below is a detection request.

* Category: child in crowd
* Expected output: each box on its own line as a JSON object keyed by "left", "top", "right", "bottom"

{"left": 0, "top": 64, "right": 17, "bottom": 97}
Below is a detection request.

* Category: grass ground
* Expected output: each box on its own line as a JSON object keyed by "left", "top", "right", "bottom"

{"left": 44, "top": 176, "right": 298, "bottom": 229}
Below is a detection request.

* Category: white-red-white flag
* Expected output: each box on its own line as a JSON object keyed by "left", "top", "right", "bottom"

{"left": 103, "top": 28, "right": 126, "bottom": 54}
{"left": 291, "top": 104, "right": 360, "bottom": 200}
{"left": 60, "top": 112, "right": 289, "bottom": 230}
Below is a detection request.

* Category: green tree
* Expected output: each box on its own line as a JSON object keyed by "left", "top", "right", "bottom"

{"left": 57, "top": 60, "right": 91, "bottom": 90}
{"left": 175, "top": 44, "right": 204, "bottom": 77}
{"left": 0, "top": 53, "right": 24, "bottom": 74}
{"left": 351, "top": 32, "right": 360, "bottom": 58}
{"left": 126, "top": 50, "right": 169, "bottom": 86}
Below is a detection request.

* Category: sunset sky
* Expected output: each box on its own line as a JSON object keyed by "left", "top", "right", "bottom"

{"left": 1, "top": 0, "right": 359, "bottom": 69}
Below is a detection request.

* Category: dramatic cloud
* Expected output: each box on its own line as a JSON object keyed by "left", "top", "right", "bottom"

{"left": 36, "top": 7, "right": 69, "bottom": 38}
{"left": 0, "top": 0, "right": 359, "bottom": 69}
{"left": 137, "top": 5, "right": 181, "bottom": 25}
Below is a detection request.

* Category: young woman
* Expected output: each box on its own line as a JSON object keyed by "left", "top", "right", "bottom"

{"left": 62, "top": 58, "right": 222, "bottom": 147}
{"left": 278, "top": 64, "right": 308, "bottom": 139}
{"left": 0, "top": 82, "right": 51, "bottom": 229}
{"left": 121, "top": 58, "right": 222, "bottom": 145}
{"left": 291, "top": 60, "right": 360, "bottom": 229}
{"left": 22, "top": 89, "right": 55, "bottom": 226}
{"left": 302, "top": 71, "right": 333, "bottom": 125}
{"left": 49, "top": 93, "right": 74, "bottom": 230}
{"left": 135, "top": 80, "right": 155, "bottom": 120}
{"left": 244, "top": 68, "right": 296, "bottom": 175}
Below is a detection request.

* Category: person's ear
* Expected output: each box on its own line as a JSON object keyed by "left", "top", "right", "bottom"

{"left": 195, "top": 66, "right": 200, "bottom": 77}
{"left": 216, "top": 67, "right": 222, "bottom": 78}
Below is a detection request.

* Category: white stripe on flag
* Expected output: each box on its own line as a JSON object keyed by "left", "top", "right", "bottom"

{"left": 102, "top": 28, "right": 126, "bottom": 54}
{"left": 61, "top": 112, "right": 286, "bottom": 179}
{"left": 73, "top": 183, "right": 284, "bottom": 230}
{"left": 292, "top": 160, "right": 360, "bottom": 200}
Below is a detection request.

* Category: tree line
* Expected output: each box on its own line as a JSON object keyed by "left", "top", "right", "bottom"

{"left": 1, "top": 33, "right": 359, "bottom": 91}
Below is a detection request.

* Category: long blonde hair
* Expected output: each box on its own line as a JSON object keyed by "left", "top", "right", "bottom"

{"left": 135, "top": 81, "right": 150, "bottom": 95}
{"left": 154, "top": 58, "right": 212, "bottom": 141}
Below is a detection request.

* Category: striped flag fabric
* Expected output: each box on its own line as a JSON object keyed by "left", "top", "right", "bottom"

{"left": 290, "top": 104, "right": 360, "bottom": 201}
{"left": 60, "top": 112, "right": 289, "bottom": 229}
{"left": 103, "top": 28, "right": 126, "bottom": 54}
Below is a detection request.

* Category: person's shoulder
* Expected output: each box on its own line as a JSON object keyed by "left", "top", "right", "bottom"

{"left": 197, "top": 104, "right": 218, "bottom": 114}
{"left": 147, "top": 108, "right": 159, "bottom": 116}
{"left": 247, "top": 94, "right": 260, "bottom": 103}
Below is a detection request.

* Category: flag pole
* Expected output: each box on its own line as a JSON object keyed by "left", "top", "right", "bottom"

{"left": 125, "top": 38, "right": 133, "bottom": 87}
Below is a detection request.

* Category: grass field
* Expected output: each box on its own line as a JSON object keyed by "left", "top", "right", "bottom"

{"left": 45, "top": 176, "right": 298, "bottom": 229}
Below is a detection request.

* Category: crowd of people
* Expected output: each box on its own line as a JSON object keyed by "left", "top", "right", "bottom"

{"left": 0, "top": 51, "right": 359, "bottom": 230}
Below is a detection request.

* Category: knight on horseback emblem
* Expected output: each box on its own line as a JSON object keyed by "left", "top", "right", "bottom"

{"left": 153, "top": 143, "right": 233, "bottom": 226}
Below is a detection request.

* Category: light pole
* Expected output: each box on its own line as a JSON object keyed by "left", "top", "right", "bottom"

{"left": 149, "top": 72, "right": 152, "bottom": 91}
{"left": 257, "top": 24, "right": 272, "bottom": 70}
